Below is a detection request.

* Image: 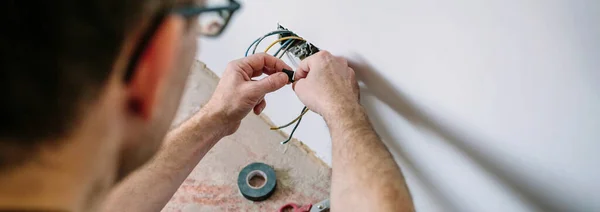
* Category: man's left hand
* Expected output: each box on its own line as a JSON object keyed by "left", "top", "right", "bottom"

{"left": 202, "top": 53, "right": 292, "bottom": 136}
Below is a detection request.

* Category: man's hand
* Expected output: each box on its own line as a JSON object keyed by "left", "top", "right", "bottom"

{"left": 292, "top": 51, "right": 360, "bottom": 119}
{"left": 204, "top": 53, "right": 292, "bottom": 136}
{"left": 293, "top": 51, "right": 415, "bottom": 211}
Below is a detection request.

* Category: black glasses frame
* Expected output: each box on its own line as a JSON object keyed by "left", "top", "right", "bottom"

{"left": 173, "top": 0, "right": 241, "bottom": 37}
{"left": 124, "top": 0, "right": 241, "bottom": 82}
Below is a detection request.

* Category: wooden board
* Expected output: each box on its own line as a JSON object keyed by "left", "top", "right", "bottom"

{"left": 162, "top": 61, "right": 330, "bottom": 212}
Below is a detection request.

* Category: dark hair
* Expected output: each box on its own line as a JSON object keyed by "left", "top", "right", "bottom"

{"left": 0, "top": 0, "right": 164, "bottom": 170}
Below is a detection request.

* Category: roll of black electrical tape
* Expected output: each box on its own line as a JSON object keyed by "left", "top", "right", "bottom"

{"left": 237, "top": 162, "right": 277, "bottom": 201}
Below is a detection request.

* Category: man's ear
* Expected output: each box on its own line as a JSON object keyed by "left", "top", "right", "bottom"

{"left": 127, "top": 15, "right": 185, "bottom": 120}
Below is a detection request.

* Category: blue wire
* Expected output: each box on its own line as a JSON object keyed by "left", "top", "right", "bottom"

{"left": 281, "top": 107, "right": 308, "bottom": 144}
{"left": 273, "top": 39, "right": 294, "bottom": 57}
{"left": 244, "top": 30, "right": 294, "bottom": 57}
{"left": 245, "top": 38, "right": 261, "bottom": 57}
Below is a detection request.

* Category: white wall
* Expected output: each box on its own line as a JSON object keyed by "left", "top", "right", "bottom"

{"left": 196, "top": 0, "right": 600, "bottom": 211}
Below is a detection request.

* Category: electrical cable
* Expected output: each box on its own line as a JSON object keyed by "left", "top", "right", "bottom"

{"left": 246, "top": 30, "right": 292, "bottom": 56}
{"left": 277, "top": 39, "right": 298, "bottom": 59}
{"left": 245, "top": 30, "right": 293, "bottom": 57}
{"left": 280, "top": 107, "right": 308, "bottom": 145}
{"left": 253, "top": 31, "right": 298, "bottom": 55}
{"left": 273, "top": 39, "right": 294, "bottom": 58}
{"left": 264, "top": 36, "right": 305, "bottom": 53}
{"left": 270, "top": 107, "right": 309, "bottom": 130}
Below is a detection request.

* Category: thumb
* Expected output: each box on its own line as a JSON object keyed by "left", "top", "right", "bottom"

{"left": 254, "top": 72, "right": 289, "bottom": 93}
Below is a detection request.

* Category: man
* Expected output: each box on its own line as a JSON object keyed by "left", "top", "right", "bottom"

{"left": 0, "top": 0, "right": 414, "bottom": 211}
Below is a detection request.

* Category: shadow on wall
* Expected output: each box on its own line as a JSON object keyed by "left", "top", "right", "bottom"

{"left": 358, "top": 88, "right": 462, "bottom": 212}
{"left": 348, "top": 56, "right": 557, "bottom": 212}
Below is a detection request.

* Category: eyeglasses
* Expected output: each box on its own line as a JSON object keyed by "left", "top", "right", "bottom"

{"left": 173, "top": 0, "right": 241, "bottom": 37}
{"left": 124, "top": 0, "right": 241, "bottom": 82}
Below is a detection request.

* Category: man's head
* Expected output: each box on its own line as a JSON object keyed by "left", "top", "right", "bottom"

{"left": 0, "top": 0, "right": 200, "bottom": 183}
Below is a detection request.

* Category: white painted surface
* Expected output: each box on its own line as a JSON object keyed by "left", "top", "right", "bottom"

{"left": 195, "top": 0, "right": 600, "bottom": 211}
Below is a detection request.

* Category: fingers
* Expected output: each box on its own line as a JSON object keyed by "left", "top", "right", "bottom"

{"left": 253, "top": 72, "right": 289, "bottom": 94}
{"left": 294, "top": 51, "right": 342, "bottom": 81}
{"left": 231, "top": 53, "right": 293, "bottom": 78}
{"left": 294, "top": 51, "right": 328, "bottom": 81}
{"left": 291, "top": 77, "right": 305, "bottom": 91}
{"left": 253, "top": 99, "right": 267, "bottom": 115}
{"left": 259, "top": 66, "right": 277, "bottom": 77}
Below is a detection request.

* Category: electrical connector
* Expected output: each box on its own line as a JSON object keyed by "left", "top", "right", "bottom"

{"left": 277, "top": 24, "right": 320, "bottom": 60}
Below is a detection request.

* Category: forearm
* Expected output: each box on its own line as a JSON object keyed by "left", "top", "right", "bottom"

{"left": 327, "top": 105, "right": 414, "bottom": 212}
{"left": 102, "top": 109, "right": 226, "bottom": 212}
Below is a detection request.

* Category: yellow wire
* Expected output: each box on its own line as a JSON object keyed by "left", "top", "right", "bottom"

{"left": 264, "top": 36, "right": 305, "bottom": 53}
{"left": 270, "top": 107, "right": 309, "bottom": 130}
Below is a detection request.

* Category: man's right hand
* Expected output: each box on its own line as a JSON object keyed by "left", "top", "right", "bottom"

{"left": 292, "top": 51, "right": 360, "bottom": 119}
{"left": 295, "top": 51, "right": 414, "bottom": 212}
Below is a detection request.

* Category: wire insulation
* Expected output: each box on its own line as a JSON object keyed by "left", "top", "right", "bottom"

{"left": 264, "top": 36, "right": 305, "bottom": 53}
{"left": 245, "top": 30, "right": 293, "bottom": 57}
{"left": 278, "top": 41, "right": 296, "bottom": 59}
{"left": 270, "top": 107, "right": 309, "bottom": 130}
{"left": 281, "top": 107, "right": 308, "bottom": 144}
{"left": 274, "top": 39, "right": 294, "bottom": 57}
